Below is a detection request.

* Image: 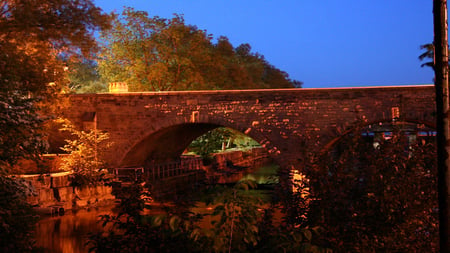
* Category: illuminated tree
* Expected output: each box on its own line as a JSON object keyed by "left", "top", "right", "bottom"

{"left": 0, "top": 1, "right": 110, "bottom": 250}
{"left": 98, "top": 7, "right": 301, "bottom": 91}
{"left": 59, "top": 119, "right": 112, "bottom": 188}
{"left": 0, "top": 0, "right": 110, "bottom": 169}
{"left": 98, "top": 9, "right": 210, "bottom": 91}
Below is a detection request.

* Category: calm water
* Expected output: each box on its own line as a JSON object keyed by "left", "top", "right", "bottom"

{"left": 34, "top": 207, "right": 113, "bottom": 253}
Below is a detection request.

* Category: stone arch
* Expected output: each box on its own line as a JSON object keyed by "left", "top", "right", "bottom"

{"left": 116, "top": 114, "right": 278, "bottom": 168}
{"left": 320, "top": 118, "right": 436, "bottom": 155}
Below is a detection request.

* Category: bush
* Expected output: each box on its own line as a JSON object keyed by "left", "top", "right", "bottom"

{"left": 305, "top": 128, "right": 439, "bottom": 252}
{"left": 58, "top": 119, "right": 112, "bottom": 188}
{"left": 0, "top": 175, "right": 38, "bottom": 252}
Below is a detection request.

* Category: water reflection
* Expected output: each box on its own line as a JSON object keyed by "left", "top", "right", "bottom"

{"left": 34, "top": 207, "right": 113, "bottom": 253}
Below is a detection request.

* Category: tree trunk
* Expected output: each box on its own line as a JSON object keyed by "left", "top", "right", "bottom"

{"left": 433, "top": 0, "right": 450, "bottom": 252}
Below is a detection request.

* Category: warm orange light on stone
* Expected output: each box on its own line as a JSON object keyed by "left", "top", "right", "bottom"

{"left": 60, "top": 85, "right": 435, "bottom": 169}
{"left": 109, "top": 82, "right": 128, "bottom": 93}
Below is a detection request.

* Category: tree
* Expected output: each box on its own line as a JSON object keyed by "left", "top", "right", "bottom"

{"left": 66, "top": 57, "right": 108, "bottom": 93}
{"left": 187, "top": 127, "right": 259, "bottom": 162}
{"left": 0, "top": 0, "right": 110, "bottom": 249}
{"left": 187, "top": 127, "right": 233, "bottom": 163}
{"left": 433, "top": 1, "right": 450, "bottom": 252}
{"left": 98, "top": 9, "right": 211, "bottom": 91}
{"left": 98, "top": 7, "right": 301, "bottom": 92}
{"left": 0, "top": 0, "right": 110, "bottom": 169}
{"left": 0, "top": 175, "right": 38, "bottom": 252}
{"left": 58, "top": 119, "right": 112, "bottom": 188}
{"left": 419, "top": 43, "right": 436, "bottom": 69}
{"left": 304, "top": 128, "right": 438, "bottom": 252}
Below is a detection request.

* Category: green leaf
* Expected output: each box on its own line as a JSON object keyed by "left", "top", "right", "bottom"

{"left": 292, "top": 232, "right": 303, "bottom": 242}
{"left": 169, "top": 216, "right": 180, "bottom": 231}
{"left": 302, "top": 229, "right": 312, "bottom": 241}
{"left": 152, "top": 215, "right": 163, "bottom": 227}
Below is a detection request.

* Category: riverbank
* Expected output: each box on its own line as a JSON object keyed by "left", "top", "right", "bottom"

{"left": 33, "top": 163, "right": 280, "bottom": 252}
{"left": 19, "top": 172, "right": 115, "bottom": 215}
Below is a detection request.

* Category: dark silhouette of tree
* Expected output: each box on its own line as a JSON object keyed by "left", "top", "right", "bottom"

{"left": 419, "top": 43, "right": 435, "bottom": 69}
{"left": 304, "top": 128, "right": 438, "bottom": 252}
{"left": 433, "top": 1, "right": 450, "bottom": 251}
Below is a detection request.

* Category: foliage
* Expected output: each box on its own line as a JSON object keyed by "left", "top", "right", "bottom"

{"left": 0, "top": 1, "right": 110, "bottom": 250}
{"left": 76, "top": 81, "right": 108, "bottom": 94}
{"left": 88, "top": 179, "right": 209, "bottom": 253}
{"left": 187, "top": 127, "right": 233, "bottom": 162}
{"left": 0, "top": 0, "right": 110, "bottom": 168}
{"left": 66, "top": 58, "right": 108, "bottom": 93}
{"left": 419, "top": 43, "right": 435, "bottom": 69}
{"left": 58, "top": 119, "right": 112, "bottom": 188}
{"left": 88, "top": 179, "right": 327, "bottom": 252}
{"left": 0, "top": 37, "right": 57, "bottom": 170}
{"left": 98, "top": 7, "right": 301, "bottom": 92}
{"left": 207, "top": 180, "right": 263, "bottom": 252}
{"left": 1, "top": 0, "right": 110, "bottom": 57}
{"left": 0, "top": 0, "right": 111, "bottom": 97}
{"left": 419, "top": 42, "right": 450, "bottom": 70}
{"left": 0, "top": 175, "right": 38, "bottom": 252}
{"left": 0, "top": 87, "right": 47, "bottom": 169}
{"left": 305, "top": 127, "right": 439, "bottom": 252}
{"left": 187, "top": 127, "right": 260, "bottom": 163}
{"left": 256, "top": 208, "right": 329, "bottom": 253}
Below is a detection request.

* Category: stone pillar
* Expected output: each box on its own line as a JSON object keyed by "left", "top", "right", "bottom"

{"left": 109, "top": 82, "right": 129, "bottom": 93}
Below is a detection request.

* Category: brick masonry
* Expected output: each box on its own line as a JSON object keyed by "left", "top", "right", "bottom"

{"left": 60, "top": 85, "right": 436, "bottom": 169}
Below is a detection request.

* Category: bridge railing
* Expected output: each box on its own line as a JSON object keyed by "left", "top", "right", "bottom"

{"left": 146, "top": 157, "right": 203, "bottom": 181}
{"left": 111, "top": 167, "right": 144, "bottom": 182}
{"left": 111, "top": 157, "right": 203, "bottom": 182}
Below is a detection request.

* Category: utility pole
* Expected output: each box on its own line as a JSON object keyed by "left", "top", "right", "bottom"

{"left": 433, "top": 0, "right": 450, "bottom": 252}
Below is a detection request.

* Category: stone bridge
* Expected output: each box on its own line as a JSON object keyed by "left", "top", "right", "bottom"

{"left": 59, "top": 85, "right": 436, "bottom": 170}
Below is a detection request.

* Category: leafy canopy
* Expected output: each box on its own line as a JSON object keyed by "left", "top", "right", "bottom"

{"left": 98, "top": 7, "right": 301, "bottom": 91}
{"left": 0, "top": 0, "right": 110, "bottom": 250}
{"left": 58, "top": 119, "right": 112, "bottom": 188}
{"left": 0, "top": 0, "right": 111, "bottom": 169}
{"left": 304, "top": 126, "right": 438, "bottom": 252}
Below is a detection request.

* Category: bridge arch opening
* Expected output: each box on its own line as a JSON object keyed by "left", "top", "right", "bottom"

{"left": 119, "top": 123, "right": 220, "bottom": 167}
{"left": 119, "top": 122, "right": 278, "bottom": 170}
{"left": 118, "top": 122, "right": 281, "bottom": 193}
{"left": 184, "top": 127, "right": 278, "bottom": 185}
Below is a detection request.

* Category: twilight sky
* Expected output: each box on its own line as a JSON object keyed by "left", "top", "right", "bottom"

{"left": 93, "top": 0, "right": 434, "bottom": 88}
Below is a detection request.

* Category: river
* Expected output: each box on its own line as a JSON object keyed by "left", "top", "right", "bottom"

{"left": 34, "top": 207, "right": 113, "bottom": 253}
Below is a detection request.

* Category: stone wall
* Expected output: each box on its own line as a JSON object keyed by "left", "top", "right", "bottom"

{"left": 21, "top": 172, "right": 115, "bottom": 215}
{"left": 14, "top": 154, "right": 68, "bottom": 174}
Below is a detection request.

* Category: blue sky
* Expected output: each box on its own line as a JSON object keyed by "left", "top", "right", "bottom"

{"left": 93, "top": 0, "right": 434, "bottom": 88}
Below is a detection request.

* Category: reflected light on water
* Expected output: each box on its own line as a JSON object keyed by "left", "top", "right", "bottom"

{"left": 35, "top": 207, "right": 113, "bottom": 253}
